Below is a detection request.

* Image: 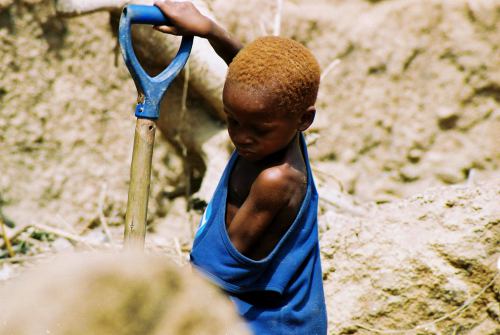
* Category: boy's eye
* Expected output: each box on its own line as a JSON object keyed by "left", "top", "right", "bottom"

{"left": 227, "top": 116, "right": 238, "bottom": 126}
{"left": 254, "top": 127, "right": 270, "bottom": 136}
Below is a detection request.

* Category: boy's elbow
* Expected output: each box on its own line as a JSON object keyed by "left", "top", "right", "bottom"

{"left": 227, "top": 229, "right": 252, "bottom": 255}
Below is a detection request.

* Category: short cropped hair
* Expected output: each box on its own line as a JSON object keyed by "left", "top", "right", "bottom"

{"left": 226, "top": 36, "right": 320, "bottom": 114}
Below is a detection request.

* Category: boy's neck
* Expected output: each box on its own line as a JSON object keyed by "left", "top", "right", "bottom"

{"left": 242, "top": 132, "right": 302, "bottom": 170}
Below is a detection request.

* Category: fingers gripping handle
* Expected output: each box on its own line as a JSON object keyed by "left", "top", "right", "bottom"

{"left": 119, "top": 5, "right": 193, "bottom": 119}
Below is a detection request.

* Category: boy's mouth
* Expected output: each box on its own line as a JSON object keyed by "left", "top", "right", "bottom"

{"left": 234, "top": 143, "right": 252, "bottom": 151}
{"left": 237, "top": 147, "right": 252, "bottom": 154}
{"left": 236, "top": 147, "right": 255, "bottom": 158}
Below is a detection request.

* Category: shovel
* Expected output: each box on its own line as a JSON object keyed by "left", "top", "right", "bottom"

{"left": 118, "top": 5, "right": 193, "bottom": 249}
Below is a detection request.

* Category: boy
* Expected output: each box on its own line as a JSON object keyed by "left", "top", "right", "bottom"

{"left": 154, "top": 1, "right": 327, "bottom": 334}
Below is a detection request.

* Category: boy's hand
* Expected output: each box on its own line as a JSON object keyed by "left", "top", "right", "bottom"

{"left": 154, "top": 0, "right": 243, "bottom": 65}
{"left": 153, "top": 0, "right": 213, "bottom": 38}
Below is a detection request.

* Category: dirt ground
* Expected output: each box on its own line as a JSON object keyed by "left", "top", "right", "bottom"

{"left": 212, "top": 0, "right": 500, "bottom": 202}
{"left": 0, "top": 0, "right": 498, "bottom": 334}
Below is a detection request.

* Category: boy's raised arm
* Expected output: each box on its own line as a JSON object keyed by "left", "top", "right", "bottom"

{"left": 154, "top": 0, "right": 243, "bottom": 65}
{"left": 226, "top": 168, "right": 294, "bottom": 258}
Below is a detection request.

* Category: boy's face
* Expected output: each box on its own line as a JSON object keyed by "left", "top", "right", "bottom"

{"left": 222, "top": 81, "right": 306, "bottom": 162}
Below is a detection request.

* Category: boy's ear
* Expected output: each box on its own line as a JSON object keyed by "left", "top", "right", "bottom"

{"left": 297, "top": 106, "right": 316, "bottom": 131}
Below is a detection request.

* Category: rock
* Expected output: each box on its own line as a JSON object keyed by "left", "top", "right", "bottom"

{"left": 399, "top": 165, "right": 420, "bottom": 182}
{"left": 407, "top": 147, "right": 424, "bottom": 163}
{"left": 436, "top": 107, "right": 460, "bottom": 130}
{"left": 436, "top": 167, "right": 464, "bottom": 184}
{"left": 0, "top": 0, "right": 14, "bottom": 8}
{"left": 0, "top": 252, "right": 250, "bottom": 335}
{"left": 466, "top": 0, "right": 499, "bottom": 28}
{"left": 320, "top": 182, "right": 500, "bottom": 334}
{"left": 0, "top": 264, "right": 13, "bottom": 281}
{"left": 50, "top": 237, "right": 74, "bottom": 252}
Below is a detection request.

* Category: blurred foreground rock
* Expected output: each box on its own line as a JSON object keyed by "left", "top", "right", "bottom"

{"left": 0, "top": 252, "right": 249, "bottom": 335}
{"left": 321, "top": 182, "right": 500, "bottom": 334}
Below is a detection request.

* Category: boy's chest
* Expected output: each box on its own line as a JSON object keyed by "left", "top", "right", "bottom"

{"left": 227, "top": 162, "right": 260, "bottom": 207}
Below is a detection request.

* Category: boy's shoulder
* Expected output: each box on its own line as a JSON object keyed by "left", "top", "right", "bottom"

{"left": 250, "top": 163, "right": 306, "bottom": 208}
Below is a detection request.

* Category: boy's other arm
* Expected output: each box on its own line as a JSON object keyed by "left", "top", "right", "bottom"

{"left": 227, "top": 168, "right": 293, "bottom": 257}
{"left": 154, "top": 0, "right": 243, "bottom": 65}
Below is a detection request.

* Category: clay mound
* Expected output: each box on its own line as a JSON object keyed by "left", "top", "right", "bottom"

{"left": 0, "top": 252, "right": 250, "bottom": 335}
{"left": 320, "top": 181, "right": 499, "bottom": 334}
{"left": 0, "top": 0, "right": 137, "bottom": 230}
{"left": 213, "top": 0, "right": 500, "bottom": 202}
{"left": 0, "top": 0, "right": 210, "bottom": 243}
{"left": 308, "top": 0, "right": 500, "bottom": 202}
{"left": 2, "top": 0, "right": 498, "bottom": 235}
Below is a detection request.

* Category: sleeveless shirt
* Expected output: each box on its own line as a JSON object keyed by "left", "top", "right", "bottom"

{"left": 190, "top": 133, "right": 327, "bottom": 334}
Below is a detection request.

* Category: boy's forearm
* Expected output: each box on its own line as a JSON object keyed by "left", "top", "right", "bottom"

{"left": 206, "top": 20, "right": 243, "bottom": 66}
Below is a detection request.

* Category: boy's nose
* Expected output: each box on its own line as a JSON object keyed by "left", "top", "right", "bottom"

{"left": 231, "top": 131, "right": 253, "bottom": 147}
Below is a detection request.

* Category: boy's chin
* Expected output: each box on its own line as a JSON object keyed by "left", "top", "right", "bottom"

{"left": 237, "top": 149, "right": 262, "bottom": 162}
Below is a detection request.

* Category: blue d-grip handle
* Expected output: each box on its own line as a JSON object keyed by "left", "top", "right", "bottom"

{"left": 119, "top": 5, "right": 193, "bottom": 119}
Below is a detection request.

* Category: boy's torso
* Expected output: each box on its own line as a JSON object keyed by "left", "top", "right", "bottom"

{"left": 190, "top": 133, "right": 327, "bottom": 334}
{"left": 225, "top": 135, "right": 307, "bottom": 260}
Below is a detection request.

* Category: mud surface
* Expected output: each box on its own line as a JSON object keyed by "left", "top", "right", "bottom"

{"left": 320, "top": 182, "right": 499, "bottom": 334}
{"left": 213, "top": 0, "right": 500, "bottom": 202}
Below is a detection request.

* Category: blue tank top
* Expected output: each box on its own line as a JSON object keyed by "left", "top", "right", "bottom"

{"left": 190, "top": 133, "right": 327, "bottom": 335}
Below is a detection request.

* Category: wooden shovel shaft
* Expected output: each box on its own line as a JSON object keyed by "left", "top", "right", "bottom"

{"left": 124, "top": 118, "right": 156, "bottom": 249}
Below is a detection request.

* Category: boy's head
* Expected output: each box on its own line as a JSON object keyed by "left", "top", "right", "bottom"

{"left": 223, "top": 36, "right": 320, "bottom": 161}
{"left": 226, "top": 36, "right": 320, "bottom": 115}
